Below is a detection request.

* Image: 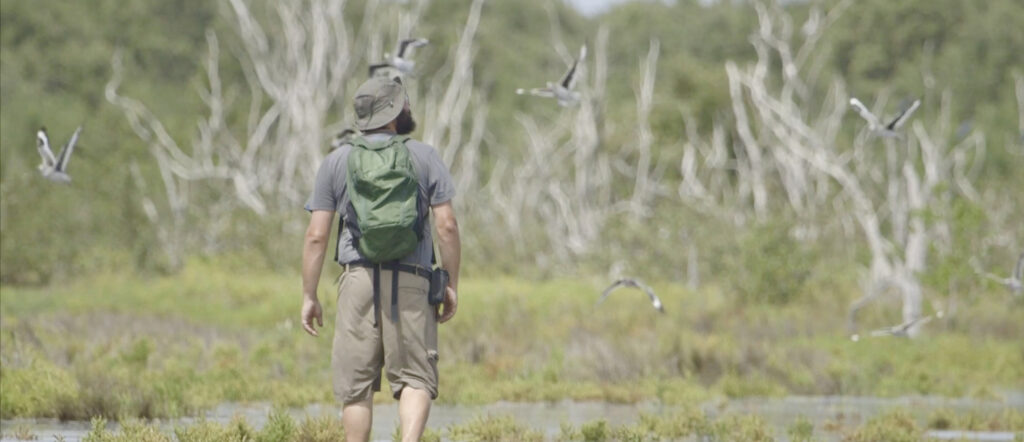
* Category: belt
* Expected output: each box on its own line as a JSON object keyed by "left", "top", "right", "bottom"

{"left": 349, "top": 261, "right": 431, "bottom": 279}
{"left": 347, "top": 261, "right": 431, "bottom": 326}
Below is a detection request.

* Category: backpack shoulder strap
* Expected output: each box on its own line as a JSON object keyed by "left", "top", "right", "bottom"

{"left": 351, "top": 134, "right": 409, "bottom": 151}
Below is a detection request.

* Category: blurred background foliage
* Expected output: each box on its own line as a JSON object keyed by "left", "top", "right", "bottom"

{"left": 1, "top": 0, "right": 1021, "bottom": 301}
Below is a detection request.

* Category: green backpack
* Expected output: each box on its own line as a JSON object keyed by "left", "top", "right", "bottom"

{"left": 344, "top": 135, "right": 426, "bottom": 263}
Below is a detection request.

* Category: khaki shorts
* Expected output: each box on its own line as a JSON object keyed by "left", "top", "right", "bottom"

{"left": 332, "top": 265, "right": 439, "bottom": 405}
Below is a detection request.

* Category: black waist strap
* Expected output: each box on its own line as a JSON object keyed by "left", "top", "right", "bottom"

{"left": 350, "top": 261, "right": 431, "bottom": 279}
{"left": 349, "top": 261, "right": 431, "bottom": 326}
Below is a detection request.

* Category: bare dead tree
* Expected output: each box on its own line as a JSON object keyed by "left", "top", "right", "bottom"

{"left": 678, "top": 1, "right": 851, "bottom": 226}
{"left": 627, "top": 38, "right": 661, "bottom": 218}
{"left": 678, "top": 111, "right": 751, "bottom": 226}
{"left": 107, "top": 0, "right": 435, "bottom": 259}
{"left": 126, "top": 161, "right": 183, "bottom": 269}
{"left": 481, "top": 25, "right": 633, "bottom": 264}
{"left": 420, "top": 0, "right": 486, "bottom": 202}
{"left": 1016, "top": 73, "right": 1024, "bottom": 149}
{"left": 725, "top": 0, "right": 986, "bottom": 335}
{"left": 222, "top": 0, "right": 367, "bottom": 211}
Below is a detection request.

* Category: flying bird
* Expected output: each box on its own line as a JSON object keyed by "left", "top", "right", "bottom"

{"left": 370, "top": 38, "right": 429, "bottom": 77}
{"left": 597, "top": 278, "right": 664, "bottom": 313}
{"left": 849, "top": 97, "right": 920, "bottom": 137}
{"left": 868, "top": 315, "right": 934, "bottom": 338}
{"left": 330, "top": 128, "right": 358, "bottom": 151}
{"left": 975, "top": 253, "right": 1024, "bottom": 296}
{"left": 517, "top": 44, "right": 587, "bottom": 107}
{"left": 35, "top": 126, "right": 82, "bottom": 183}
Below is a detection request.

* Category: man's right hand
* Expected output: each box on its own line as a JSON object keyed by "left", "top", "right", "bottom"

{"left": 438, "top": 286, "right": 458, "bottom": 323}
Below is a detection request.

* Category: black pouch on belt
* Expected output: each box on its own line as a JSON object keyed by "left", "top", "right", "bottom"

{"left": 429, "top": 268, "right": 449, "bottom": 306}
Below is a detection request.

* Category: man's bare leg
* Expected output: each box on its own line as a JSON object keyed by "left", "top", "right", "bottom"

{"left": 398, "top": 387, "right": 432, "bottom": 442}
{"left": 342, "top": 399, "right": 373, "bottom": 442}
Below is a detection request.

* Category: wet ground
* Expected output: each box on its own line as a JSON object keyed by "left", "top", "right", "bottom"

{"left": 2, "top": 393, "right": 1022, "bottom": 441}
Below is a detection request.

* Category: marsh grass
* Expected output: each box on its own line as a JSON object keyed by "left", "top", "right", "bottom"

{"left": 3, "top": 423, "right": 38, "bottom": 440}
{"left": 390, "top": 424, "right": 441, "bottom": 442}
{"left": 786, "top": 415, "right": 814, "bottom": 442}
{"left": 51, "top": 408, "right": 1024, "bottom": 441}
{"left": 842, "top": 411, "right": 922, "bottom": 442}
{"left": 446, "top": 415, "right": 544, "bottom": 441}
{"left": 1, "top": 260, "right": 1022, "bottom": 420}
{"left": 927, "top": 407, "right": 1024, "bottom": 432}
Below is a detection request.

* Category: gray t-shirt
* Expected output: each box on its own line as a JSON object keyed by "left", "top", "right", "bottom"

{"left": 304, "top": 133, "right": 455, "bottom": 268}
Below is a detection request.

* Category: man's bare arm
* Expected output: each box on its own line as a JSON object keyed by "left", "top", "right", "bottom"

{"left": 433, "top": 202, "right": 460, "bottom": 290}
{"left": 433, "top": 202, "right": 460, "bottom": 323}
{"left": 301, "top": 210, "right": 334, "bottom": 336}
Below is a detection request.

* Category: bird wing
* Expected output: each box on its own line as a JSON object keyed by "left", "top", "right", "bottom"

{"left": 397, "top": 38, "right": 428, "bottom": 58}
{"left": 368, "top": 62, "right": 391, "bottom": 76}
{"left": 1015, "top": 253, "right": 1024, "bottom": 280}
{"left": 558, "top": 58, "right": 578, "bottom": 89}
{"left": 368, "top": 63, "right": 393, "bottom": 77}
{"left": 904, "top": 315, "right": 932, "bottom": 334}
{"left": 557, "top": 45, "right": 586, "bottom": 89}
{"left": 887, "top": 99, "right": 920, "bottom": 130}
{"left": 849, "top": 98, "right": 881, "bottom": 129}
{"left": 869, "top": 328, "right": 894, "bottom": 337}
{"left": 36, "top": 128, "right": 57, "bottom": 166}
{"left": 982, "top": 272, "right": 1011, "bottom": 286}
{"left": 598, "top": 279, "right": 627, "bottom": 304}
{"left": 56, "top": 126, "right": 82, "bottom": 172}
{"left": 518, "top": 88, "right": 555, "bottom": 98}
{"left": 638, "top": 281, "right": 665, "bottom": 313}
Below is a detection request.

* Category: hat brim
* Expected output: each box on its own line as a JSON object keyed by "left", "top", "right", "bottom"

{"left": 352, "top": 76, "right": 407, "bottom": 130}
{"left": 354, "top": 97, "right": 403, "bottom": 130}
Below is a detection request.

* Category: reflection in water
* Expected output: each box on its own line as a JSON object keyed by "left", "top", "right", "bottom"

{"left": 2, "top": 394, "right": 1021, "bottom": 441}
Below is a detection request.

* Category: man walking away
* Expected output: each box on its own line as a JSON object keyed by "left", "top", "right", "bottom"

{"left": 300, "top": 76, "right": 461, "bottom": 442}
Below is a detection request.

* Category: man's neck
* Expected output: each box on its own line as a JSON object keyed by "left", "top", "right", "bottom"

{"left": 363, "top": 125, "right": 397, "bottom": 136}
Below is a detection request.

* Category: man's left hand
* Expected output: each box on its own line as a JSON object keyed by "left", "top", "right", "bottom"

{"left": 301, "top": 297, "right": 324, "bottom": 336}
{"left": 438, "top": 286, "right": 458, "bottom": 323}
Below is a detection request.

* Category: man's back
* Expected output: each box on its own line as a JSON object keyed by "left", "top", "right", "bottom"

{"left": 305, "top": 132, "right": 455, "bottom": 268}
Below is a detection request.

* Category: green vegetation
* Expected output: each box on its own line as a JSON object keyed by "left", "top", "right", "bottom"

{"left": 11, "top": 408, "right": 1017, "bottom": 441}
{"left": 2, "top": 0, "right": 1022, "bottom": 283}
{"left": 787, "top": 416, "right": 814, "bottom": 442}
{"left": 1, "top": 261, "right": 1021, "bottom": 420}
{"left": 843, "top": 411, "right": 923, "bottom": 442}
{"left": 2, "top": 0, "right": 1023, "bottom": 437}
{"left": 447, "top": 415, "right": 544, "bottom": 442}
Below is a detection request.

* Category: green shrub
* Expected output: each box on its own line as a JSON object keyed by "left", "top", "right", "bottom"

{"left": 295, "top": 415, "right": 346, "bottom": 442}
{"left": 256, "top": 408, "right": 297, "bottom": 442}
{"left": 787, "top": 415, "right": 814, "bottom": 442}
{"left": 447, "top": 415, "right": 543, "bottom": 442}
{"left": 727, "top": 221, "right": 814, "bottom": 305}
{"left": 843, "top": 411, "right": 921, "bottom": 442}
{"left": 712, "top": 415, "right": 774, "bottom": 442}
{"left": 579, "top": 419, "right": 610, "bottom": 441}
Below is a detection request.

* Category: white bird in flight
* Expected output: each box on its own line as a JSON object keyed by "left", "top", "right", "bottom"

{"left": 369, "top": 38, "right": 429, "bottom": 77}
{"left": 975, "top": 253, "right": 1024, "bottom": 296}
{"left": 517, "top": 44, "right": 587, "bottom": 107}
{"left": 849, "top": 97, "right": 920, "bottom": 137}
{"left": 868, "top": 315, "right": 934, "bottom": 338}
{"left": 597, "top": 278, "right": 665, "bottom": 313}
{"left": 35, "top": 126, "right": 82, "bottom": 183}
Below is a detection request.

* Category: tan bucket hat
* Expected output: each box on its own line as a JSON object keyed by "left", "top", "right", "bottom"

{"left": 353, "top": 76, "right": 407, "bottom": 130}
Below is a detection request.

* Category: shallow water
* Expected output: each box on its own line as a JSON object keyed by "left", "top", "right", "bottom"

{"left": 2, "top": 394, "right": 1022, "bottom": 441}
